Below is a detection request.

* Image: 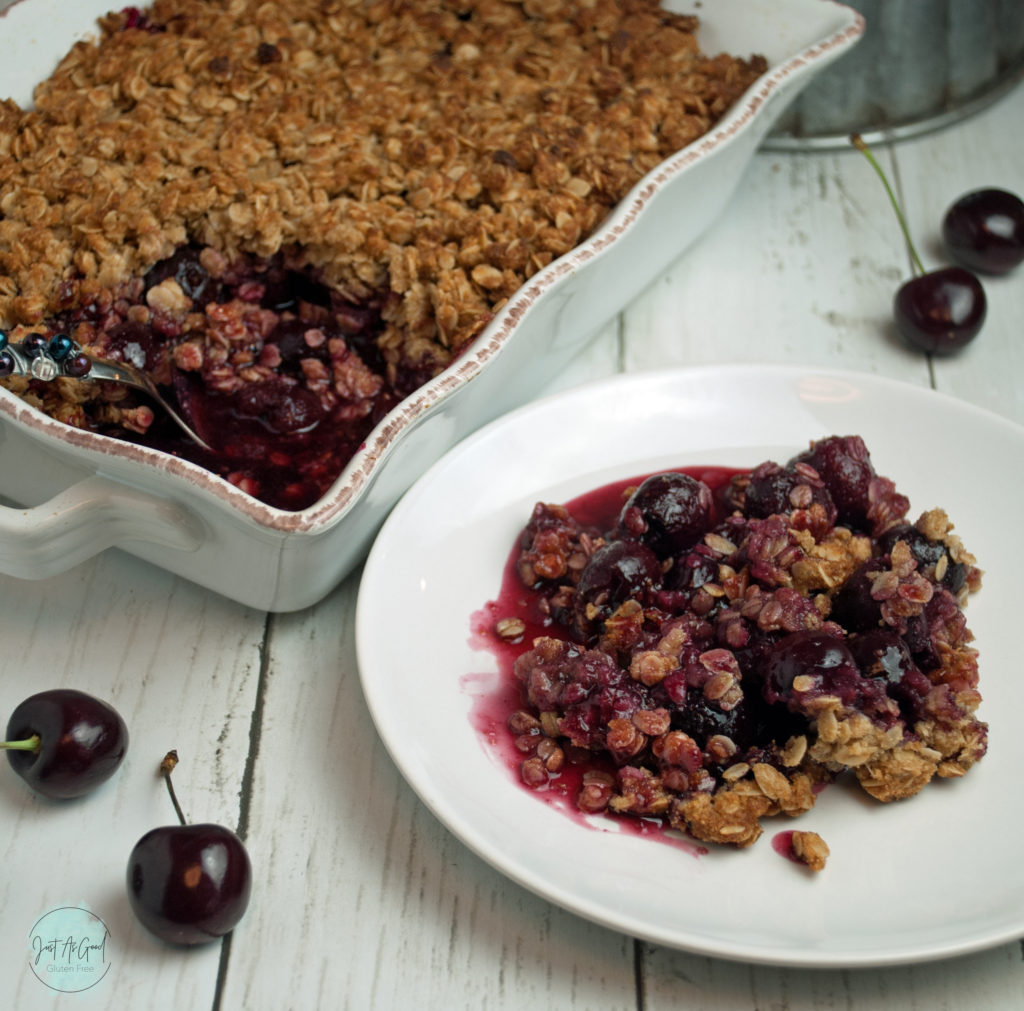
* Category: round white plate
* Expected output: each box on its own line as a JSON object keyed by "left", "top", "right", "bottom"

{"left": 356, "top": 365, "right": 1024, "bottom": 967}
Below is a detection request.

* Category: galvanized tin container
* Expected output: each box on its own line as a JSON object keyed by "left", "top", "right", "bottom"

{"left": 768, "top": 0, "right": 1024, "bottom": 148}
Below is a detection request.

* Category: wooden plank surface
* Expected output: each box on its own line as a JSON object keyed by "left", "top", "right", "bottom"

{"left": 0, "top": 552, "right": 264, "bottom": 1005}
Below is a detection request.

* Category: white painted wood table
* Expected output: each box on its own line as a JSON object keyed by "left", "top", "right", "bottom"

{"left": 2, "top": 62, "right": 1023, "bottom": 1011}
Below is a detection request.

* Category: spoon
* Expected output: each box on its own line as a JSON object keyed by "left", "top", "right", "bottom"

{"left": 0, "top": 331, "right": 212, "bottom": 452}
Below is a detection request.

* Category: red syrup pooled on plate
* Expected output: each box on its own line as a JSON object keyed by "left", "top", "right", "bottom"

{"left": 464, "top": 465, "right": 745, "bottom": 857}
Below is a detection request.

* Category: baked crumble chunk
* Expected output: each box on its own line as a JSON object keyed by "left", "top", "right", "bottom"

{"left": 500, "top": 436, "right": 987, "bottom": 853}
{"left": 0, "top": 0, "right": 766, "bottom": 508}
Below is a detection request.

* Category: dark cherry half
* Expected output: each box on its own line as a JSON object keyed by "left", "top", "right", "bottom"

{"left": 848, "top": 628, "right": 933, "bottom": 722}
{"left": 759, "top": 629, "right": 887, "bottom": 716}
{"left": 829, "top": 559, "right": 884, "bottom": 633}
{"left": 877, "top": 522, "right": 967, "bottom": 594}
{"left": 742, "top": 461, "right": 837, "bottom": 524}
{"left": 575, "top": 539, "right": 662, "bottom": 613}
{"left": 618, "top": 472, "right": 713, "bottom": 558}
{"left": 791, "top": 435, "right": 874, "bottom": 530}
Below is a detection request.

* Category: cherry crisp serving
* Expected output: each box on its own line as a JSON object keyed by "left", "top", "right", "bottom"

{"left": 0, "top": 0, "right": 765, "bottom": 509}
{"left": 493, "top": 436, "right": 986, "bottom": 866}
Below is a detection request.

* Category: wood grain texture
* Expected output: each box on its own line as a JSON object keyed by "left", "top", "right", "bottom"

{"left": 640, "top": 942, "right": 1024, "bottom": 1011}
{"left": 621, "top": 144, "right": 934, "bottom": 385}
{"left": 217, "top": 574, "right": 638, "bottom": 1010}
{"left": 0, "top": 551, "right": 264, "bottom": 1005}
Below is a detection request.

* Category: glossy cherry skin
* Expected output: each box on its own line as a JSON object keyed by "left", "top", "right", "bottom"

{"left": 829, "top": 559, "right": 885, "bottom": 633}
{"left": 759, "top": 629, "right": 889, "bottom": 722}
{"left": 575, "top": 539, "right": 661, "bottom": 610}
{"left": 877, "top": 523, "right": 966, "bottom": 594}
{"left": 760, "top": 631, "right": 861, "bottom": 707}
{"left": 5, "top": 689, "right": 128, "bottom": 799}
{"left": 742, "top": 462, "right": 836, "bottom": 524}
{"left": 127, "top": 823, "right": 252, "bottom": 945}
{"left": 893, "top": 266, "right": 986, "bottom": 355}
{"left": 942, "top": 188, "right": 1024, "bottom": 275}
{"left": 618, "top": 472, "right": 712, "bottom": 557}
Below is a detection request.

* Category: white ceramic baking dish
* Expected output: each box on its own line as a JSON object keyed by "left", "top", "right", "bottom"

{"left": 0, "top": 0, "right": 862, "bottom": 611}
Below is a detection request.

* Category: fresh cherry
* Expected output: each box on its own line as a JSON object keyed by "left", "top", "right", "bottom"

{"left": 2, "top": 689, "right": 128, "bottom": 799}
{"left": 852, "top": 134, "right": 987, "bottom": 355}
{"left": 942, "top": 188, "right": 1024, "bottom": 275}
{"left": 127, "top": 751, "right": 252, "bottom": 946}
{"left": 893, "top": 266, "right": 986, "bottom": 355}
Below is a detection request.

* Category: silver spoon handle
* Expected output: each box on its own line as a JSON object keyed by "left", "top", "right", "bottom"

{"left": 85, "top": 358, "right": 213, "bottom": 452}
{"left": 0, "top": 332, "right": 211, "bottom": 451}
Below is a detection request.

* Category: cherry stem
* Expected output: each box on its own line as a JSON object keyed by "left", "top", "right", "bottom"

{"left": 850, "top": 133, "right": 927, "bottom": 277}
{"left": 0, "top": 734, "right": 41, "bottom": 753}
{"left": 160, "top": 750, "right": 188, "bottom": 827}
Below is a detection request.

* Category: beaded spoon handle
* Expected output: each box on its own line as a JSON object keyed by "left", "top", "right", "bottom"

{"left": 0, "top": 331, "right": 212, "bottom": 452}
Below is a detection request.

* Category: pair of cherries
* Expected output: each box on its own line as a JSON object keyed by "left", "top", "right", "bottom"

{"left": 852, "top": 134, "right": 1024, "bottom": 355}
{"left": 1, "top": 689, "right": 250, "bottom": 945}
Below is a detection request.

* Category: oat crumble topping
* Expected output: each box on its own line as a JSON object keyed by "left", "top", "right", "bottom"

{"left": 790, "top": 830, "right": 829, "bottom": 872}
{"left": 0, "top": 1, "right": 765, "bottom": 505}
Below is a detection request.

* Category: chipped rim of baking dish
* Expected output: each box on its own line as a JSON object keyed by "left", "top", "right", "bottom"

{"left": 0, "top": 0, "right": 864, "bottom": 536}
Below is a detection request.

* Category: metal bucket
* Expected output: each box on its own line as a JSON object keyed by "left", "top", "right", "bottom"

{"left": 767, "top": 0, "right": 1024, "bottom": 149}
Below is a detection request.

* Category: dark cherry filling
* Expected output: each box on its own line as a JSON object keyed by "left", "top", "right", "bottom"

{"left": 472, "top": 439, "right": 983, "bottom": 846}
{"left": 571, "top": 539, "right": 662, "bottom": 636}
{"left": 44, "top": 245, "right": 425, "bottom": 511}
{"left": 760, "top": 629, "right": 893, "bottom": 726}
{"left": 742, "top": 460, "right": 836, "bottom": 522}
{"left": 144, "top": 245, "right": 226, "bottom": 306}
{"left": 617, "top": 472, "right": 713, "bottom": 555}
{"left": 847, "top": 629, "right": 933, "bottom": 723}
{"left": 878, "top": 522, "right": 967, "bottom": 593}
{"left": 790, "top": 435, "right": 873, "bottom": 530}
{"left": 829, "top": 559, "right": 884, "bottom": 632}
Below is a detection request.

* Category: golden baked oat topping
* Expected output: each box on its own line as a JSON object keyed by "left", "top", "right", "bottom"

{"left": 0, "top": 0, "right": 765, "bottom": 507}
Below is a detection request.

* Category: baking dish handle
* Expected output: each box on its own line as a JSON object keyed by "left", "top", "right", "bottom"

{"left": 0, "top": 475, "right": 204, "bottom": 579}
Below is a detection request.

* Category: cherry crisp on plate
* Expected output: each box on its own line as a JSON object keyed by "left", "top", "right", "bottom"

{"left": 490, "top": 436, "right": 986, "bottom": 867}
